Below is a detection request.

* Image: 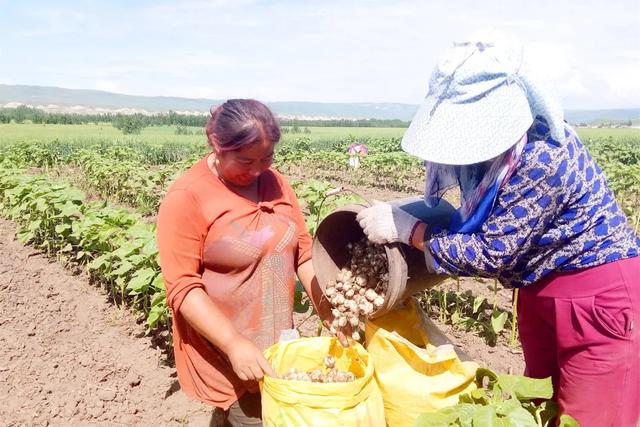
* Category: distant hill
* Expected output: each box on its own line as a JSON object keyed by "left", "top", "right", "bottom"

{"left": 563, "top": 109, "right": 640, "bottom": 125}
{"left": 0, "top": 84, "right": 417, "bottom": 120}
{"left": 1, "top": 84, "right": 638, "bottom": 123}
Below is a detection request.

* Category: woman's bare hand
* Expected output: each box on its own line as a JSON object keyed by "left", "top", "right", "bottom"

{"left": 225, "top": 334, "right": 276, "bottom": 381}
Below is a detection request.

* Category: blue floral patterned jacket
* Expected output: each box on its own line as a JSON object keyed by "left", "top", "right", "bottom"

{"left": 428, "top": 117, "right": 640, "bottom": 287}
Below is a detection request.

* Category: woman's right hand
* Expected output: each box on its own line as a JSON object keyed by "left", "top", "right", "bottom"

{"left": 178, "top": 289, "right": 276, "bottom": 381}
{"left": 224, "top": 334, "right": 276, "bottom": 381}
{"left": 356, "top": 201, "right": 420, "bottom": 245}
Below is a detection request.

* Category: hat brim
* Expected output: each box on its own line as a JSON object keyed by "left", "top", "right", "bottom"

{"left": 401, "top": 83, "right": 533, "bottom": 165}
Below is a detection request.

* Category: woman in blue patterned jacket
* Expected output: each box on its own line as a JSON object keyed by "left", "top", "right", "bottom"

{"left": 357, "top": 35, "right": 639, "bottom": 427}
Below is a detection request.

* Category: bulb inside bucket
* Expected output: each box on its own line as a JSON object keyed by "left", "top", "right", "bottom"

{"left": 312, "top": 198, "right": 455, "bottom": 319}
{"left": 312, "top": 204, "right": 407, "bottom": 319}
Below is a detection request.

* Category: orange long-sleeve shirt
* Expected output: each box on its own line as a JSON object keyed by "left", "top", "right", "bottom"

{"left": 156, "top": 154, "right": 312, "bottom": 409}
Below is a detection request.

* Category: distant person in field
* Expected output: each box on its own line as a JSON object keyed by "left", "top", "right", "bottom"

{"left": 357, "top": 34, "right": 640, "bottom": 427}
{"left": 347, "top": 142, "right": 368, "bottom": 169}
{"left": 157, "top": 99, "right": 337, "bottom": 426}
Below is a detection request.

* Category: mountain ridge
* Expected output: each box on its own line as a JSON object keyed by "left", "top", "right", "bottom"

{"left": 2, "top": 84, "right": 639, "bottom": 124}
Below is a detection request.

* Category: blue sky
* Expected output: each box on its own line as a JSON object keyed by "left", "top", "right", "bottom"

{"left": 1, "top": 0, "right": 639, "bottom": 109}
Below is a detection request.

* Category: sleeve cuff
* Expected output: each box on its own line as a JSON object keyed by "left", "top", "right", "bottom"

{"left": 168, "top": 282, "right": 206, "bottom": 314}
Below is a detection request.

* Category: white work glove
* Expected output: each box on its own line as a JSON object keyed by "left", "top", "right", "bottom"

{"left": 356, "top": 201, "right": 420, "bottom": 245}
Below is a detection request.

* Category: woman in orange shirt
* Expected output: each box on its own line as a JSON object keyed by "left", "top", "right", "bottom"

{"left": 157, "top": 99, "right": 335, "bottom": 426}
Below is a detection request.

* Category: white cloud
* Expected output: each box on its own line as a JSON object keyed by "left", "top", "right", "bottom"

{"left": 161, "top": 86, "right": 222, "bottom": 100}
{"left": 14, "top": 8, "right": 90, "bottom": 37}
{"left": 600, "top": 64, "right": 640, "bottom": 97}
{"left": 94, "top": 80, "right": 121, "bottom": 93}
{"left": 2, "top": 0, "right": 638, "bottom": 108}
{"left": 562, "top": 73, "right": 588, "bottom": 98}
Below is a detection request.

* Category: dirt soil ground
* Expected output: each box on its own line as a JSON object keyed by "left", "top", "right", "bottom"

{"left": 0, "top": 218, "right": 216, "bottom": 426}
{"left": 426, "top": 284, "right": 526, "bottom": 375}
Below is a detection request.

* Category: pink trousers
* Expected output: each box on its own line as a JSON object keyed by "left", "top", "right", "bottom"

{"left": 518, "top": 256, "right": 639, "bottom": 427}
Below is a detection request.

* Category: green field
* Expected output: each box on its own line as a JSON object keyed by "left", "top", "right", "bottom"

{"left": 0, "top": 123, "right": 406, "bottom": 146}
{"left": 0, "top": 123, "right": 203, "bottom": 145}
{"left": 0, "top": 116, "right": 637, "bottom": 401}
{"left": 573, "top": 127, "right": 640, "bottom": 142}
{"left": 282, "top": 126, "right": 406, "bottom": 140}
{"left": 1, "top": 122, "right": 638, "bottom": 147}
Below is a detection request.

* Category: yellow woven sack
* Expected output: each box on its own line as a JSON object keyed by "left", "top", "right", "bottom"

{"left": 365, "top": 299, "right": 478, "bottom": 427}
{"left": 261, "top": 336, "right": 386, "bottom": 427}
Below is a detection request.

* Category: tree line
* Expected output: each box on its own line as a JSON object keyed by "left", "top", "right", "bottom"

{"left": 0, "top": 105, "right": 208, "bottom": 127}
{"left": 278, "top": 118, "right": 409, "bottom": 128}
{"left": 0, "top": 106, "right": 410, "bottom": 134}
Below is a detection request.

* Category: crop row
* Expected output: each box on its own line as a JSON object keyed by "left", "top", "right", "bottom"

{"left": 0, "top": 138, "right": 425, "bottom": 212}
{"left": 0, "top": 135, "right": 637, "bottom": 348}
{"left": 0, "top": 161, "right": 367, "bottom": 341}
{"left": 0, "top": 162, "right": 170, "bottom": 333}
{"left": 0, "top": 141, "right": 202, "bottom": 214}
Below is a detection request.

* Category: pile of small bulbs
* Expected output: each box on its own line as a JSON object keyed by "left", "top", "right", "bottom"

{"left": 325, "top": 238, "right": 389, "bottom": 341}
{"left": 280, "top": 355, "right": 356, "bottom": 383}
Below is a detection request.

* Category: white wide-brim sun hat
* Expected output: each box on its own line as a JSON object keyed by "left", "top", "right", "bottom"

{"left": 402, "top": 38, "right": 535, "bottom": 166}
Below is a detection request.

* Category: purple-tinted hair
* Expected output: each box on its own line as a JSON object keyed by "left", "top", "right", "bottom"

{"left": 205, "top": 99, "right": 281, "bottom": 152}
